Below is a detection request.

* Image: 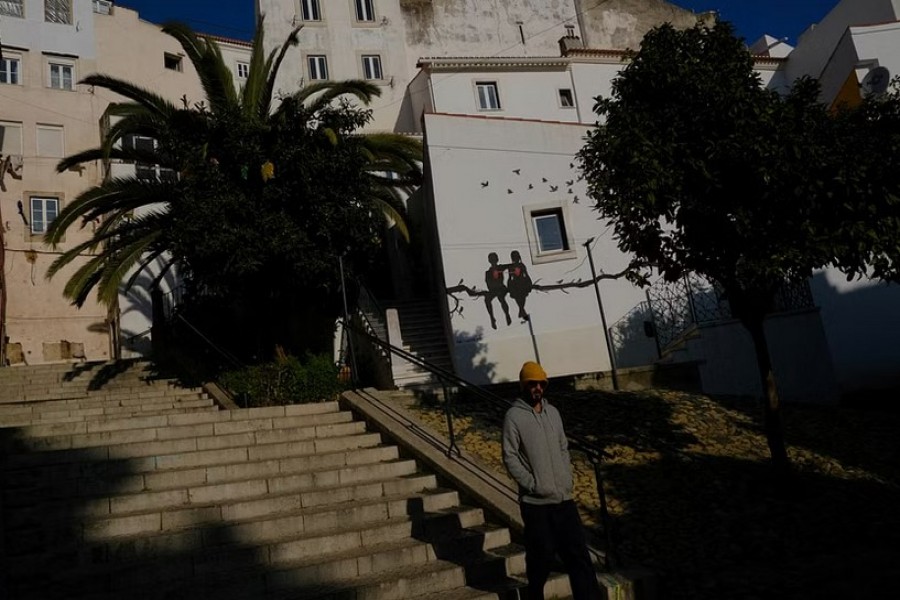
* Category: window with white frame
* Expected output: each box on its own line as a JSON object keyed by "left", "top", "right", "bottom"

{"left": 92, "top": 0, "right": 112, "bottom": 15}
{"left": 36, "top": 125, "right": 64, "bottom": 158}
{"left": 523, "top": 203, "right": 577, "bottom": 264}
{"left": 48, "top": 62, "right": 74, "bottom": 90}
{"left": 475, "top": 81, "right": 501, "bottom": 111}
{"left": 236, "top": 61, "right": 250, "bottom": 80}
{"left": 0, "top": 55, "right": 21, "bottom": 85}
{"left": 308, "top": 55, "right": 328, "bottom": 80}
{"left": 355, "top": 0, "right": 375, "bottom": 22}
{"left": 0, "top": 121, "right": 23, "bottom": 156}
{"left": 361, "top": 55, "right": 382, "bottom": 80}
{"left": 300, "top": 0, "right": 320, "bottom": 21}
{"left": 45, "top": 0, "right": 72, "bottom": 24}
{"left": 30, "top": 196, "right": 59, "bottom": 235}
{"left": 164, "top": 53, "right": 183, "bottom": 72}
{"left": 0, "top": 0, "right": 24, "bottom": 18}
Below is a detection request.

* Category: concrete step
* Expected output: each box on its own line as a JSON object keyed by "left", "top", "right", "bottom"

{"left": 0, "top": 398, "right": 217, "bottom": 427}
{"left": 4, "top": 405, "right": 352, "bottom": 443}
{"left": 3, "top": 420, "right": 373, "bottom": 467}
{"left": 0, "top": 389, "right": 206, "bottom": 417}
{"left": 6, "top": 459, "right": 422, "bottom": 524}
{"left": 6, "top": 480, "right": 453, "bottom": 559}
{"left": 3, "top": 443, "right": 403, "bottom": 503}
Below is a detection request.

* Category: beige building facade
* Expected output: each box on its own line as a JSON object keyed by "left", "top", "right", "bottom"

{"left": 0, "top": 1, "right": 250, "bottom": 365}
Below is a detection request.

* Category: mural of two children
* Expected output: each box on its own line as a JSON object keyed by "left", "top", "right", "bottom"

{"left": 485, "top": 251, "right": 533, "bottom": 328}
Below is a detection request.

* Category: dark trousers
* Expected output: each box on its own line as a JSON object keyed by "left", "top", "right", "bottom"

{"left": 521, "top": 499, "right": 602, "bottom": 600}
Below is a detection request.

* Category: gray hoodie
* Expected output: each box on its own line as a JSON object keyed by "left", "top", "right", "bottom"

{"left": 502, "top": 398, "right": 574, "bottom": 505}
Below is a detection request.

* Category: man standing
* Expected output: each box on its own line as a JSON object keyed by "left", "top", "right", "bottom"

{"left": 502, "top": 361, "right": 601, "bottom": 600}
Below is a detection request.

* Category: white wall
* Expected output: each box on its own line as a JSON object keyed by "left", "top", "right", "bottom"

{"left": 424, "top": 113, "right": 646, "bottom": 384}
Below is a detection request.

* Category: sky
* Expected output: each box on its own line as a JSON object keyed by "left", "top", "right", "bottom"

{"left": 117, "top": 0, "right": 841, "bottom": 46}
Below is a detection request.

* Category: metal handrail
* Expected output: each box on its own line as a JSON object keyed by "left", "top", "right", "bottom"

{"left": 347, "top": 321, "right": 620, "bottom": 569}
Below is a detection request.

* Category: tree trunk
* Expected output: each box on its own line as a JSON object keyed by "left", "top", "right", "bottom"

{"left": 744, "top": 316, "right": 791, "bottom": 475}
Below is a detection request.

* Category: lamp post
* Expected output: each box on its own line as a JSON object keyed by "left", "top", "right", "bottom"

{"left": 583, "top": 238, "right": 619, "bottom": 391}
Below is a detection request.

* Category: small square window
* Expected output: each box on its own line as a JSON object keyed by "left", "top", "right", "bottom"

{"left": 355, "top": 0, "right": 375, "bottom": 22}
{"left": 236, "top": 61, "right": 250, "bottom": 80}
{"left": 531, "top": 208, "right": 569, "bottom": 254}
{"left": 362, "top": 55, "right": 382, "bottom": 80}
{"left": 0, "top": 0, "right": 24, "bottom": 18}
{"left": 164, "top": 53, "right": 183, "bottom": 72}
{"left": 48, "top": 62, "right": 74, "bottom": 90}
{"left": 308, "top": 55, "right": 328, "bottom": 80}
{"left": 45, "top": 0, "right": 71, "bottom": 24}
{"left": 30, "top": 196, "right": 59, "bottom": 235}
{"left": 476, "top": 81, "right": 501, "bottom": 111}
{"left": 300, "top": 0, "right": 321, "bottom": 21}
{"left": 0, "top": 56, "right": 21, "bottom": 85}
{"left": 558, "top": 89, "right": 575, "bottom": 108}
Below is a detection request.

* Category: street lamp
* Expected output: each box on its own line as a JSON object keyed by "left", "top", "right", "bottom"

{"left": 583, "top": 238, "right": 619, "bottom": 391}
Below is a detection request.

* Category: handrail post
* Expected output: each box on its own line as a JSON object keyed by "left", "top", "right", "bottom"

{"left": 338, "top": 255, "right": 359, "bottom": 386}
{"left": 590, "top": 454, "right": 619, "bottom": 570}
{"left": 442, "top": 381, "right": 461, "bottom": 458}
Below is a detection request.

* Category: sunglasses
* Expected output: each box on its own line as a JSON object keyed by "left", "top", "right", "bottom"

{"left": 526, "top": 380, "right": 547, "bottom": 389}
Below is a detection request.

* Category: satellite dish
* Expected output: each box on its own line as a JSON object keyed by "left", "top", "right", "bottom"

{"left": 861, "top": 66, "right": 890, "bottom": 96}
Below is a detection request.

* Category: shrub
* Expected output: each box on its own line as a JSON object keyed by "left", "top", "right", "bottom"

{"left": 219, "top": 352, "right": 345, "bottom": 407}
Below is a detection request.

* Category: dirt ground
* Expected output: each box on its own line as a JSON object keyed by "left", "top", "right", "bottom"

{"left": 403, "top": 388, "right": 900, "bottom": 600}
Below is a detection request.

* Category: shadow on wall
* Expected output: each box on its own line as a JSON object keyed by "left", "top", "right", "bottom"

{"left": 608, "top": 302, "right": 660, "bottom": 369}
{"left": 810, "top": 271, "right": 900, "bottom": 400}
{"left": 451, "top": 327, "right": 497, "bottom": 386}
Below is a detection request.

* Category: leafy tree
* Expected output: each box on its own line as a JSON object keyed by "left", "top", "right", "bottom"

{"left": 44, "top": 18, "right": 421, "bottom": 357}
{"left": 578, "top": 21, "right": 900, "bottom": 474}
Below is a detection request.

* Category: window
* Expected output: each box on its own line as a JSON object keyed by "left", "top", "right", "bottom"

{"left": 558, "top": 89, "right": 575, "bottom": 108}
{"left": 355, "top": 0, "right": 375, "bottom": 22}
{"left": 45, "top": 0, "right": 71, "bottom": 24}
{"left": 0, "top": 0, "right": 24, "bottom": 18}
{"left": 236, "top": 61, "right": 250, "bottom": 80}
{"left": 532, "top": 208, "right": 569, "bottom": 253}
{"left": 36, "top": 125, "right": 64, "bottom": 158}
{"left": 48, "top": 62, "right": 74, "bottom": 90}
{"left": 524, "top": 203, "right": 577, "bottom": 263}
{"left": 30, "top": 196, "right": 59, "bottom": 235}
{"left": 0, "top": 56, "right": 21, "bottom": 85}
{"left": 308, "top": 55, "right": 328, "bottom": 80}
{"left": 164, "top": 53, "right": 183, "bottom": 72}
{"left": 361, "top": 55, "right": 382, "bottom": 80}
{"left": 300, "top": 0, "right": 320, "bottom": 21}
{"left": 92, "top": 0, "right": 112, "bottom": 14}
{"left": 476, "top": 81, "right": 501, "bottom": 110}
{"left": 0, "top": 121, "right": 23, "bottom": 156}
{"left": 122, "top": 134, "right": 177, "bottom": 182}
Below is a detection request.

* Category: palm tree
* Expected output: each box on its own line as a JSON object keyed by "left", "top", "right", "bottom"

{"left": 45, "top": 16, "right": 421, "bottom": 309}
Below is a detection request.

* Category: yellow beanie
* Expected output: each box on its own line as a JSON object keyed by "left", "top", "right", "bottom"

{"left": 519, "top": 361, "right": 548, "bottom": 384}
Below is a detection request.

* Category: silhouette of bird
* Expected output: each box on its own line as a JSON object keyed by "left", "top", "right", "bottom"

{"left": 513, "top": 168, "right": 521, "bottom": 175}
{"left": 569, "top": 162, "right": 575, "bottom": 169}
{"left": 508, "top": 189, "right": 514, "bottom": 194}
{"left": 481, "top": 181, "right": 489, "bottom": 188}
{"left": 566, "top": 180, "right": 574, "bottom": 186}
{"left": 573, "top": 195, "right": 580, "bottom": 204}
{"left": 568, "top": 188, "right": 573, "bottom": 194}
{"left": 550, "top": 185, "right": 559, "bottom": 192}
{"left": 542, "top": 177, "right": 548, "bottom": 182}
{"left": 528, "top": 183, "right": 534, "bottom": 189}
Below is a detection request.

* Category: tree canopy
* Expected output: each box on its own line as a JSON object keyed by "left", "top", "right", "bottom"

{"left": 44, "top": 18, "right": 422, "bottom": 356}
{"left": 578, "top": 21, "right": 900, "bottom": 470}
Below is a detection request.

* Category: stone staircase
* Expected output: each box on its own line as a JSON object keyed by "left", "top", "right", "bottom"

{"left": 386, "top": 300, "right": 454, "bottom": 389}
{"left": 0, "top": 361, "right": 573, "bottom": 599}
